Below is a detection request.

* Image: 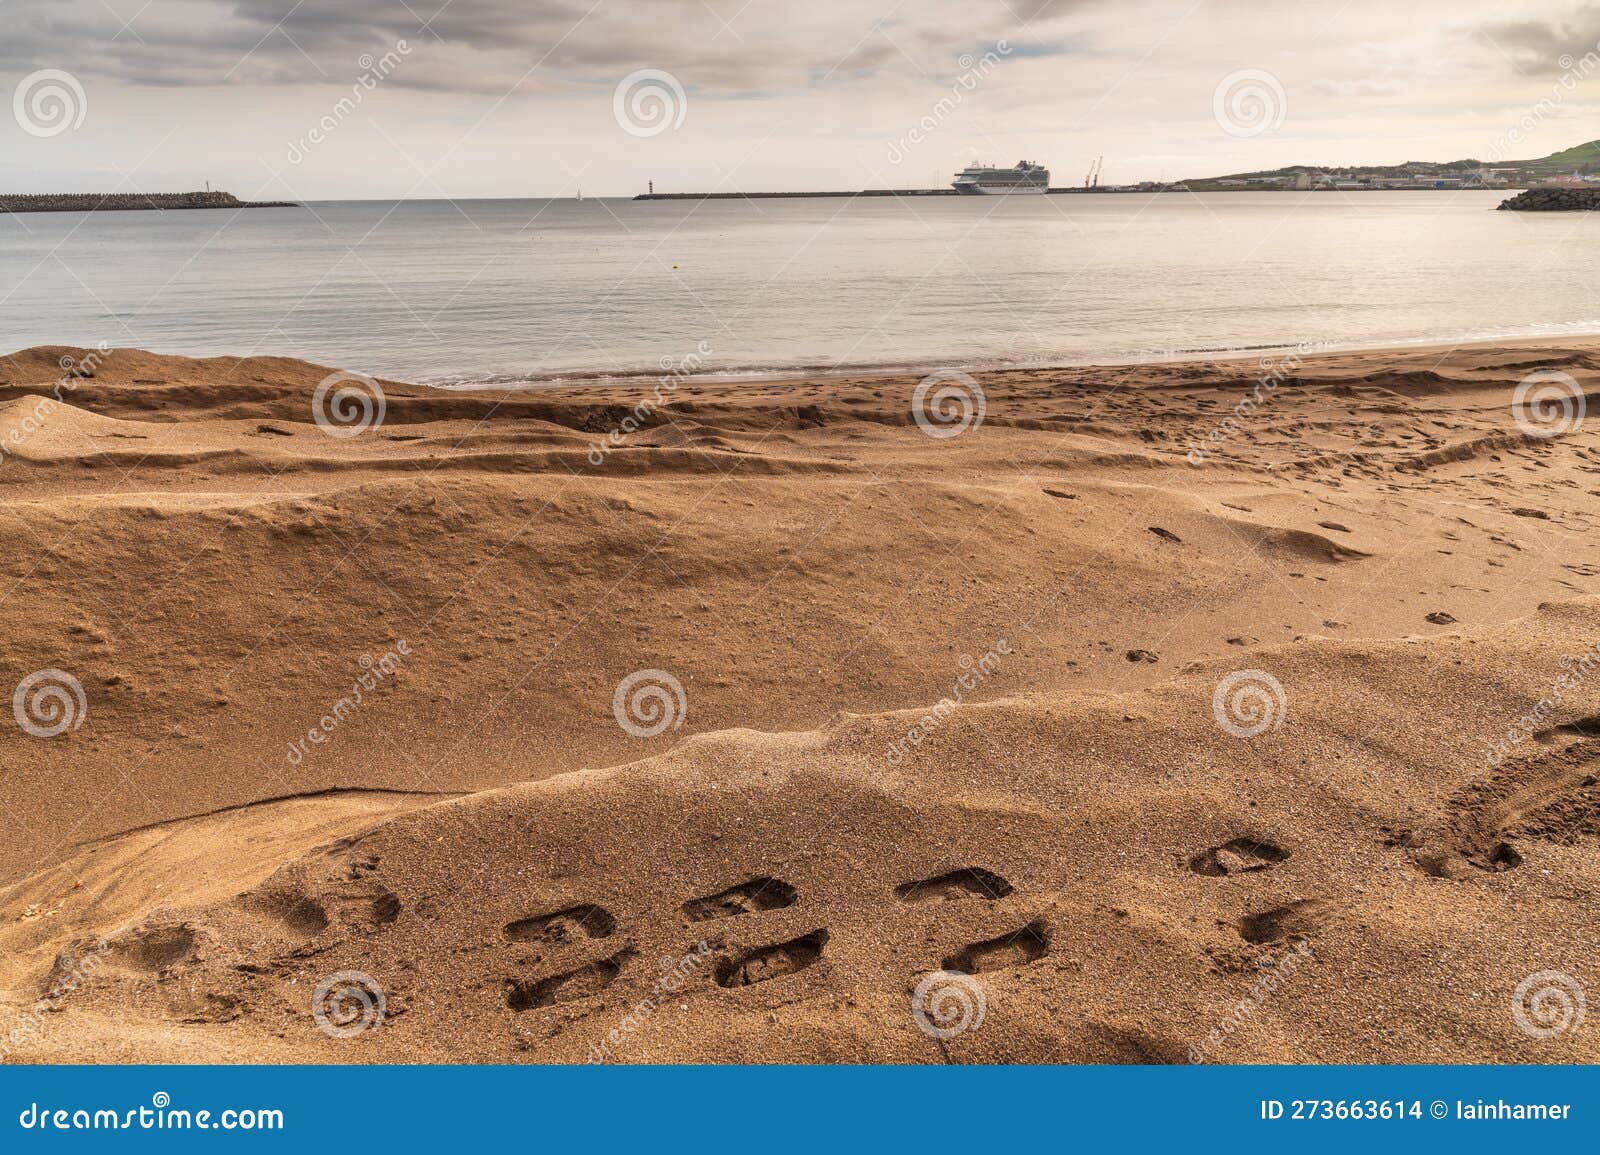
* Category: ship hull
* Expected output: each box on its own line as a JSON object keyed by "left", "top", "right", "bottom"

{"left": 952, "top": 183, "right": 1048, "bottom": 195}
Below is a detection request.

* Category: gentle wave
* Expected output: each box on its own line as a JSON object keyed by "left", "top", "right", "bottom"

{"left": 8, "top": 192, "right": 1600, "bottom": 382}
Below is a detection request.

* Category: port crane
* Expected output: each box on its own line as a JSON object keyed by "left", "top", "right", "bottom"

{"left": 1084, "top": 156, "right": 1103, "bottom": 188}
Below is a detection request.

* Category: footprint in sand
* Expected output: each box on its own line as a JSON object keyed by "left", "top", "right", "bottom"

{"left": 105, "top": 923, "right": 199, "bottom": 975}
{"left": 1237, "top": 899, "right": 1329, "bottom": 944}
{"left": 942, "top": 920, "right": 1050, "bottom": 974}
{"left": 895, "top": 867, "right": 1014, "bottom": 903}
{"left": 1417, "top": 742, "right": 1600, "bottom": 876}
{"left": 681, "top": 878, "right": 798, "bottom": 923}
{"left": 503, "top": 904, "right": 616, "bottom": 944}
{"left": 241, "top": 891, "right": 331, "bottom": 938}
{"left": 505, "top": 947, "right": 636, "bottom": 1010}
{"left": 897, "top": 868, "right": 1045, "bottom": 980}
{"left": 1189, "top": 838, "right": 1290, "bottom": 877}
{"left": 713, "top": 930, "right": 829, "bottom": 988}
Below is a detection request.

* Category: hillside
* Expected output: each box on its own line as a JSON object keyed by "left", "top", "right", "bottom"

{"left": 1179, "top": 139, "right": 1600, "bottom": 192}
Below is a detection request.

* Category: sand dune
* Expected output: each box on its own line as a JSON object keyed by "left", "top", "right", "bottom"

{"left": 0, "top": 341, "right": 1596, "bottom": 1062}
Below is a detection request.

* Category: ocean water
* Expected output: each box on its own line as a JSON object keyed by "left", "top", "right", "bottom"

{"left": 4, "top": 191, "right": 1600, "bottom": 385}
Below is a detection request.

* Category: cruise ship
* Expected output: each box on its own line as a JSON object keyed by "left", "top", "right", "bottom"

{"left": 951, "top": 160, "right": 1050, "bottom": 195}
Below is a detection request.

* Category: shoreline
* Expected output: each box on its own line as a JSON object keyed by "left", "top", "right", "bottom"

{"left": 17, "top": 327, "right": 1597, "bottom": 396}
{"left": 416, "top": 327, "right": 1600, "bottom": 392}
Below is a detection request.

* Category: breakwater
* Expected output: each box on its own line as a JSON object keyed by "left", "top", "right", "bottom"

{"left": 631, "top": 187, "right": 1135, "bottom": 200}
{"left": 0, "top": 191, "right": 297, "bottom": 214}
{"left": 1497, "top": 186, "right": 1600, "bottom": 211}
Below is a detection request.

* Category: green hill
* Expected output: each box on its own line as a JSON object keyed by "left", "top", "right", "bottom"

{"left": 1179, "top": 139, "right": 1600, "bottom": 191}
{"left": 1523, "top": 139, "right": 1600, "bottom": 170}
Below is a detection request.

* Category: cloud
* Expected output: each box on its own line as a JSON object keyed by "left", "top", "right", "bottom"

{"left": 0, "top": 0, "right": 1102, "bottom": 95}
{"left": 1477, "top": 6, "right": 1600, "bottom": 68}
{"left": 11, "top": 0, "right": 1598, "bottom": 198}
{"left": 1311, "top": 78, "right": 1401, "bottom": 97}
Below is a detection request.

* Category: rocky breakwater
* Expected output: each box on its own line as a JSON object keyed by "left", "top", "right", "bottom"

{"left": 0, "top": 191, "right": 297, "bottom": 214}
{"left": 1498, "top": 186, "right": 1600, "bottom": 211}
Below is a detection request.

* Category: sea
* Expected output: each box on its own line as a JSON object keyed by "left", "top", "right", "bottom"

{"left": 5, "top": 190, "right": 1600, "bottom": 386}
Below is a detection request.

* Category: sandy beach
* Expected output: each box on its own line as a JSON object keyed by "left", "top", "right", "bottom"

{"left": 0, "top": 339, "right": 1596, "bottom": 1063}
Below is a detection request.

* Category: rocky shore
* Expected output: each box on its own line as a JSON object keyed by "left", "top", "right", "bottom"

{"left": 1497, "top": 186, "right": 1600, "bottom": 211}
{"left": 0, "top": 191, "right": 296, "bottom": 214}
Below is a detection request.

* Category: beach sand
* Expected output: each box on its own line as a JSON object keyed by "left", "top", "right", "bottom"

{"left": 0, "top": 340, "right": 1596, "bottom": 1062}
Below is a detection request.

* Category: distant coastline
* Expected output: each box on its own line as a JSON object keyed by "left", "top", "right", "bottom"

{"left": 0, "top": 191, "right": 297, "bottom": 214}
{"left": 636, "top": 138, "right": 1600, "bottom": 201}
{"left": 632, "top": 185, "right": 1519, "bottom": 201}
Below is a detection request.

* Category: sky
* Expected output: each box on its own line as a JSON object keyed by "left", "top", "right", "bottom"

{"left": 3, "top": 0, "right": 1600, "bottom": 199}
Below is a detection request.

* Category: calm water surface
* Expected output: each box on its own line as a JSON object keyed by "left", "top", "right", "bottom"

{"left": 4, "top": 191, "right": 1599, "bottom": 384}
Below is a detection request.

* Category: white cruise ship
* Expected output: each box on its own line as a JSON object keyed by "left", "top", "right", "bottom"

{"left": 951, "top": 160, "right": 1050, "bottom": 195}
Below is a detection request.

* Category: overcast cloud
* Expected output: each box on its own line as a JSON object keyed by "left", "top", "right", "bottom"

{"left": 3, "top": 1, "right": 1599, "bottom": 197}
